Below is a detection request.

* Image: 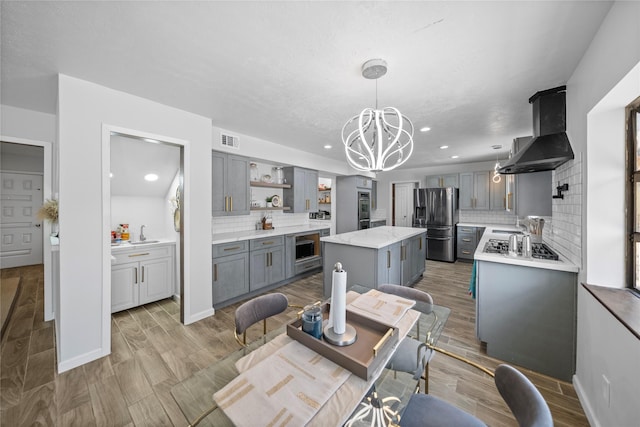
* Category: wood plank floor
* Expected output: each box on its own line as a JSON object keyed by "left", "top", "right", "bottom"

{"left": 0, "top": 261, "right": 588, "bottom": 426}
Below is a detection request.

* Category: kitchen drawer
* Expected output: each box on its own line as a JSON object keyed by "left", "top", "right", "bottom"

{"left": 295, "top": 256, "right": 322, "bottom": 275}
{"left": 457, "top": 244, "right": 476, "bottom": 260}
{"left": 457, "top": 226, "right": 476, "bottom": 235}
{"left": 112, "top": 245, "right": 174, "bottom": 265}
{"left": 250, "top": 236, "right": 284, "bottom": 250}
{"left": 458, "top": 234, "right": 476, "bottom": 246}
{"left": 212, "top": 240, "right": 249, "bottom": 258}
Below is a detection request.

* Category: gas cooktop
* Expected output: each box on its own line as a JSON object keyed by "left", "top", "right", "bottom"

{"left": 483, "top": 239, "right": 559, "bottom": 261}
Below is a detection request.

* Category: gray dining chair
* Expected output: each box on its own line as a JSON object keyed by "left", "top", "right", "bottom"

{"left": 399, "top": 364, "right": 553, "bottom": 427}
{"left": 234, "top": 292, "right": 291, "bottom": 346}
{"left": 379, "top": 284, "right": 436, "bottom": 393}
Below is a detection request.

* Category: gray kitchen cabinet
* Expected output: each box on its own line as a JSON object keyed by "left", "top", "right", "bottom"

{"left": 504, "top": 137, "right": 552, "bottom": 216}
{"left": 506, "top": 171, "right": 552, "bottom": 216}
{"left": 425, "top": 173, "right": 459, "bottom": 188}
{"left": 250, "top": 236, "right": 285, "bottom": 291}
{"left": 489, "top": 175, "right": 507, "bottom": 210}
{"left": 459, "top": 171, "right": 490, "bottom": 210}
{"left": 283, "top": 167, "right": 318, "bottom": 213}
{"left": 213, "top": 240, "right": 249, "bottom": 306}
{"left": 457, "top": 225, "right": 485, "bottom": 261}
{"left": 336, "top": 175, "right": 372, "bottom": 234}
{"left": 376, "top": 242, "right": 402, "bottom": 286}
{"left": 476, "top": 260, "right": 577, "bottom": 380}
{"left": 402, "top": 234, "right": 426, "bottom": 285}
{"left": 212, "top": 151, "right": 250, "bottom": 216}
{"left": 371, "top": 180, "right": 378, "bottom": 209}
{"left": 111, "top": 244, "right": 175, "bottom": 313}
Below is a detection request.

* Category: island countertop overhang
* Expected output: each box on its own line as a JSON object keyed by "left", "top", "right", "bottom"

{"left": 320, "top": 226, "right": 425, "bottom": 249}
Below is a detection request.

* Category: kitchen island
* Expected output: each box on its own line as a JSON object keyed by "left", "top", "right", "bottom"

{"left": 320, "top": 226, "right": 426, "bottom": 298}
{"left": 474, "top": 226, "right": 578, "bottom": 381}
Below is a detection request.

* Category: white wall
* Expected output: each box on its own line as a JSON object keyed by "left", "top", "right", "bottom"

{"left": 110, "top": 196, "right": 170, "bottom": 241}
{"left": 564, "top": 1, "right": 640, "bottom": 426}
{"left": 1, "top": 105, "right": 57, "bottom": 146}
{"left": 57, "top": 74, "right": 213, "bottom": 372}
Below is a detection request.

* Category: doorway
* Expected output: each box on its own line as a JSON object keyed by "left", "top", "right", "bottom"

{"left": 103, "top": 126, "right": 187, "bottom": 333}
{"left": 392, "top": 182, "right": 418, "bottom": 227}
{"left": 0, "top": 137, "right": 53, "bottom": 320}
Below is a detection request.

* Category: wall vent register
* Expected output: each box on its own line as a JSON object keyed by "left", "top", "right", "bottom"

{"left": 483, "top": 239, "right": 559, "bottom": 260}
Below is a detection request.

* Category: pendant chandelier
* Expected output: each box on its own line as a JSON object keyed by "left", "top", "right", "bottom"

{"left": 341, "top": 59, "right": 414, "bottom": 172}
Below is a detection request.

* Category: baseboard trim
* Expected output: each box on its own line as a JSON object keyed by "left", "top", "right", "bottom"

{"left": 184, "top": 307, "right": 215, "bottom": 325}
{"left": 57, "top": 347, "right": 108, "bottom": 374}
{"left": 573, "top": 374, "right": 600, "bottom": 427}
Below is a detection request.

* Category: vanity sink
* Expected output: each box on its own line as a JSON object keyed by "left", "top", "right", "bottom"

{"left": 130, "top": 240, "right": 160, "bottom": 245}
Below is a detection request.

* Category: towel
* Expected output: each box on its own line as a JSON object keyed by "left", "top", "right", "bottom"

{"left": 469, "top": 260, "right": 477, "bottom": 299}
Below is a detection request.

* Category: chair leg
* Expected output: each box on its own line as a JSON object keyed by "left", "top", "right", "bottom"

{"left": 424, "top": 362, "right": 429, "bottom": 394}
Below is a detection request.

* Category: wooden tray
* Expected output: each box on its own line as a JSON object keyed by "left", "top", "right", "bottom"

{"left": 286, "top": 302, "right": 398, "bottom": 380}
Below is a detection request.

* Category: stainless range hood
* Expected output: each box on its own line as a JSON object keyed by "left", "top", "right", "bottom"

{"left": 499, "top": 86, "right": 574, "bottom": 174}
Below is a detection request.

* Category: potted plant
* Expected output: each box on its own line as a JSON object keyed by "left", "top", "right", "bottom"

{"left": 266, "top": 196, "right": 273, "bottom": 208}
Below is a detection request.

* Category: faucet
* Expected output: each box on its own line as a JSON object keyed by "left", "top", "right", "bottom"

{"left": 140, "top": 225, "right": 146, "bottom": 242}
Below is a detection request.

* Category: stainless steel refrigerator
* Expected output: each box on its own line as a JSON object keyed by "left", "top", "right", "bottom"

{"left": 413, "top": 187, "right": 459, "bottom": 262}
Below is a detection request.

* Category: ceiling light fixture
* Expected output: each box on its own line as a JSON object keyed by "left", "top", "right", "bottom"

{"left": 341, "top": 59, "right": 414, "bottom": 172}
{"left": 324, "top": 144, "right": 332, "bottom": 149}
{"left": 144, "top": 173, "right": 159, "bottom": 182}
{"left": 451, "top": 155, "right": 459, "bottom": 159}
{"left": 492, "top": 145, "right": 502, "bottom": 183}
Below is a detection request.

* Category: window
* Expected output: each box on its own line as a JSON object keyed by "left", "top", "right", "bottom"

{"left": 626, "top": 96, "right": 640, "bottom": 290}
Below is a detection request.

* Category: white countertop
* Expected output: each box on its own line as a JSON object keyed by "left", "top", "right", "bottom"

{"left": 212, "top": 224, "right": 330, "bottom": 245}
{"left": 111, "top": 238, "right": 176, "bottom": 252}
{"left": 320, "top": 226, "right": 425, "bottom": 249}
{"left": 458, "top": 222, "right": 519, "bottom": 230}
{"left": 474, "top": 226, "right": 579, "bottom": 273}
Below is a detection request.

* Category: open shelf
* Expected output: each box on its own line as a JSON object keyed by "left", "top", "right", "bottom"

{"left": 250, "top": 181, "right": 291, "bottom": 189}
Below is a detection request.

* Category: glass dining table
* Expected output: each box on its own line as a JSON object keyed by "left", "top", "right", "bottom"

{"left": 170, "top": 285, "right": 450, "bottom": 426}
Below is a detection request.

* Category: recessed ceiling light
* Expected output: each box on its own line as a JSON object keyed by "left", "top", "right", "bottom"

{"left": 109, "top": 172, "right": 113, "bottom": 178}
{"left": 439, "top": 145, "right": 449, "bottom": 149}
{"left": 144, "top": 173, "right": 159, "bottom": 182}
{"left": 420, "top": 126, "right": 431, "bottom": 132}
{"left": 451, "top": 155, "right": 459, "bottom": 159}
{"left": 324, "top": 145, "right": 332, "bottom": 149}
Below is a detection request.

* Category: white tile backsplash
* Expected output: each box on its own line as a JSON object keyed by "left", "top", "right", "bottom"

{"left": 547, "top": 156, "right": 582, "bottom": 266}
{"left": 212, "top": 211, "right": 310, "bottom": 235}
{"left": 459, "top": 209, "right": 517, "bottom": 225}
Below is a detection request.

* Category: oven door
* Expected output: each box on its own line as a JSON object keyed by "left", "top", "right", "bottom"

{"left": 358, "top": 219, "right": 370, "bottom": 230}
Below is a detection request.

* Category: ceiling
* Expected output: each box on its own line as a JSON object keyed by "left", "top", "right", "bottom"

{"left": 110, "top": 134, "right": 180, "bottom": 197}
{"left": 0, "top": 1, "right": 612, "bottom": 170}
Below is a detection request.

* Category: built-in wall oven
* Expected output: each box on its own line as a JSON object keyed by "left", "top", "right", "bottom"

{"left": 358, "top": 191, "right": 371, "bottom": 230}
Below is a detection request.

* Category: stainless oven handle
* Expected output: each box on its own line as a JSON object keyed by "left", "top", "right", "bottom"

{"left": 427, "top": 237, "right": 451, "bottom": 241}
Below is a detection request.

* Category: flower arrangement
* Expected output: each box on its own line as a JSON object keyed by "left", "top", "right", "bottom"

{"left": 37, "top": 199, "right": 58, "bottom": 223}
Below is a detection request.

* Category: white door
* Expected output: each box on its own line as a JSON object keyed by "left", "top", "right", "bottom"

{"left": 394, "top": 183, "right": 415, "bottom": 227}
{"left": 0, "top": 172, "right": 43, "bottom": 268}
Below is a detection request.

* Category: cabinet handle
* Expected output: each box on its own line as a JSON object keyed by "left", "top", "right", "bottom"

{"left": 223, "top": 246, "right": 240, "bottom": 251}
{"left": 462, "top": 250, "right": 471, "bottom": 255}
{"left": 214, "top": 264, "right": 218, "bottom": 281}
{"left": 230, "top": 196, "right": 233, "bottom": 211}
{"left": 134, "top": 267, "right": 138, "bottom": 284}
{"left": 462, "top": 238, "right": 472, "bottom": 242}
{"left": 142, "top": 266, "right": 145, "bottom": 282}
{"left": 224, "top": 196, "right": 228, "bottom": 211}
{"left": 129, "top": 253, "right": 150, "bottom": 258}
{"left": 507, "top": 193, "right": 513, "bottom": 210}
{"left": 401, "top": 246, "right": 406, "bottom": 261}
{"left": 262, "top": 241, "right": 274, "bottom": 245}
{"left": 419, "top": 237, "right": 422, "bottom": 250}
{"left": 387, "top": 250, "right": 391, "bottom": 269}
